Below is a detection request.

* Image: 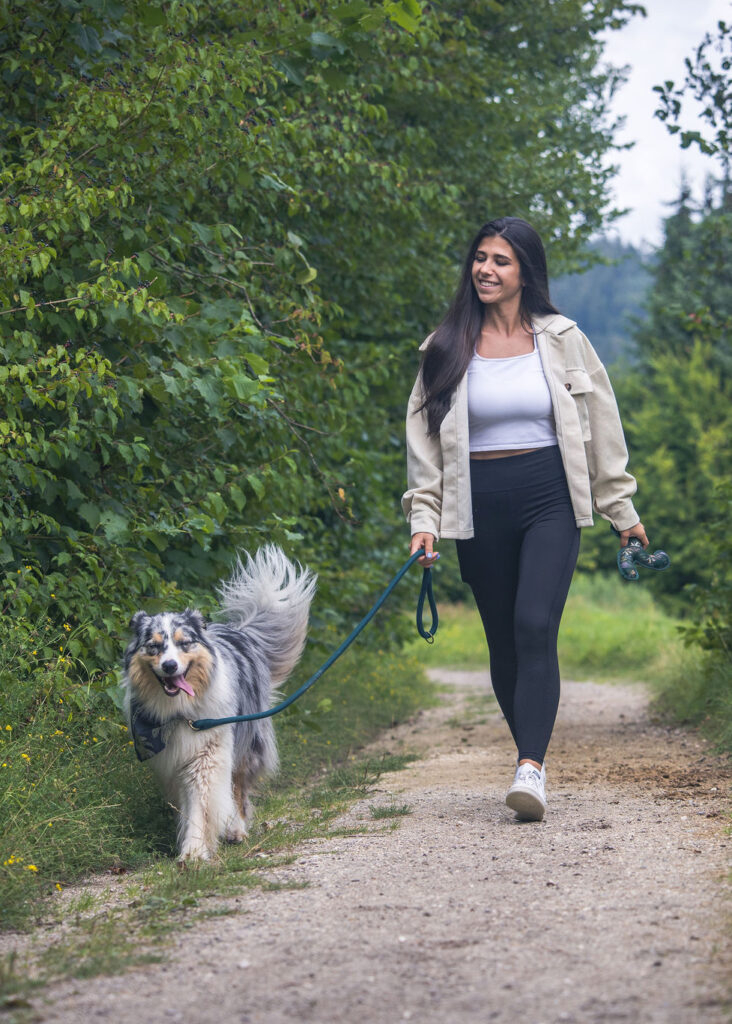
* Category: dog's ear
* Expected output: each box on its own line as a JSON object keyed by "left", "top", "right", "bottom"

{"left": 183, "top": 608, "right": 207, "bottom": 634}
{"left": 129, "top": 611, "right": 149, "bottom": 634}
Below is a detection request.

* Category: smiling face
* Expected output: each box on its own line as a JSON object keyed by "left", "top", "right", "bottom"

{"left": 471, "top": 234, "right": 524, "bottom": 306}
{"left": 125, "top": 610, "right": 213, "bottom": 704}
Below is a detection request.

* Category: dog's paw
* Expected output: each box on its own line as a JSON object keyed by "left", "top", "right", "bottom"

{"left": 178, "top": 844, "right": 214, "bottom": 864}
{"left": 224, "top": 814, "right": 248, "bottom": 844}
{"left": 224, "top": 827, "right": 246, "bottom": 844}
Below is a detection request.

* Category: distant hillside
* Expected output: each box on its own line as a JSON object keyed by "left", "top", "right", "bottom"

{"left": 550, "top": 238, "right": 651, "bottom": 364}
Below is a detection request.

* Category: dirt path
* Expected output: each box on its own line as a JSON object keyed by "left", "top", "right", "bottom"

{"left": 28, "top": 670, "right": 731, "bottom": 1023}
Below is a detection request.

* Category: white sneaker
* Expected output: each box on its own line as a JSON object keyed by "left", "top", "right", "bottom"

{"left": 505, "top": 762, "right": 547, "bottom": 821}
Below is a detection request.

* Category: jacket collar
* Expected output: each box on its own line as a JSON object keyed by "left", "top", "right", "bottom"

{"left": 418, "top": 313, "right": 576, "bottom": 352}
{"left": 418, "top": 331, "right": 435, "bottom": 352}
{"left": 532, "top": 313, "right": 577, "bottom": 337}
{"left": 532, "top": 312, "right": 577, "bottom": 337}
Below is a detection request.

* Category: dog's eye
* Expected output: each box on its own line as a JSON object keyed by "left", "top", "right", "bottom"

{"left": 178, "top": 640, "right": 196, "bottom": 652}
{"left": 144, "top": 644, "right": 162, "bottom": 656}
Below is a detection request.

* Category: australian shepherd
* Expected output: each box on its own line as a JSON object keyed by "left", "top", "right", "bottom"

{"left": 123, "top": 546, "right": 316, "bottom": 862}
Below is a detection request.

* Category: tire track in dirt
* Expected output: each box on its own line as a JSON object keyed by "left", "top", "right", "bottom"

{"left": 28, "top": 670, "right": 731, "bottom": 1024}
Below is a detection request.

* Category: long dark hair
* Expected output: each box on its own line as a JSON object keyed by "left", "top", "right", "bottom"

{"left": 418, "top": 217, "right": 560, "bottom": 437}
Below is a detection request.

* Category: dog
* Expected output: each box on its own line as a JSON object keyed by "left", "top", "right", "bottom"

{"left": 123, "top": 545, "right": 316, "bottom": 862}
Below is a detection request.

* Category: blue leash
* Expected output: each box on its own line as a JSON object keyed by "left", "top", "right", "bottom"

{"left": 188, "top": 550, "right": 438, "bottom": 732}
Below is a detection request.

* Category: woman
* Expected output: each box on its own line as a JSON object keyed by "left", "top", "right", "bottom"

{"left": 402, "top": 217, "right": 648, "bottom": 822}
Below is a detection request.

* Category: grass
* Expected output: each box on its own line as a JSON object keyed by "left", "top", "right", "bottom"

{"left": 410, "top": 566, "right": 732, "bottom": 752}
{"left": 648, "top": 646, "right": 732, "bottom": 752}
{"left": 0, "top": 748, "right": 421, "bottom": 1010}
{"left": 410, "top": 571, "right": 683, "bottom": 683}
{"left": 0, "top": 614, "right": 437, "bottom": 933}
{"left": 5, "top": 562, "right": 682, "bottom": 938}
{"left": 557, "top": 573, "right": 682, "bottom": 681}
{"left": 1, "top": 563, "right": 725, "bottom": 1005}
{"left": 368, "top": 802, "right": 412, "bottom": 819}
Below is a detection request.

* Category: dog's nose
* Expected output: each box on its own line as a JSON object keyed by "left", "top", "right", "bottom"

{"left": 161, "top": 659, "right": 178, "bottom": 675}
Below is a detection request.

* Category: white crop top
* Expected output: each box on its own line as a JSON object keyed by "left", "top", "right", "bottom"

{"left": 467, "top": 334, "right": 557, "bottom": 452}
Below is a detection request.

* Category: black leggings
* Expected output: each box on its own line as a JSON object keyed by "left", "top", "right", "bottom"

{"left": 455, "top": 446, "right": 580, "bottom": 765}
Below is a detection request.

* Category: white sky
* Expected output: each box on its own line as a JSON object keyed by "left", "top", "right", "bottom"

{"left": 600, "top": 0, "right": 731, "bottom": 248}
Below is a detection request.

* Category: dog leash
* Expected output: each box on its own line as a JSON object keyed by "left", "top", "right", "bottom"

{"left": 188, "top": 550, "right": 438, "bottom": 732}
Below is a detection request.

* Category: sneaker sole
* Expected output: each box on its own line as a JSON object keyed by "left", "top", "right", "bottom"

{"left": 505, "top": 786, "right": 546, "bottom": 822}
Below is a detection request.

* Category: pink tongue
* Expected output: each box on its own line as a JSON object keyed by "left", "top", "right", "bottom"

{"left": 172, "top": 675, "right": 194, "bottom": 697}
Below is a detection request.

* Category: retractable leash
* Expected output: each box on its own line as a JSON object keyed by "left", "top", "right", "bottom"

{"left": 188, "top": 549, "right": 438, "bottom": 732}
{"left": 613, "top": 529, "right": 671, "bottom": 582}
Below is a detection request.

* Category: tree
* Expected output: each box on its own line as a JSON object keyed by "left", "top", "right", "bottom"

{"left": 611, "top": 20, "right": 732, "bottom": 611}
{"left": 550, "top": 238, "right": 651, "bottom": 365}
{"left": 654, "top": 18, "right": 731, "bottom": 178}
{"left": 0, "top": 0, "right": 644, "bottom": 679}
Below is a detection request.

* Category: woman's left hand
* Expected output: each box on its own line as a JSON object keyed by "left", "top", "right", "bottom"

{"left": 619, "top": 521, "right": 649, "bottom": 549}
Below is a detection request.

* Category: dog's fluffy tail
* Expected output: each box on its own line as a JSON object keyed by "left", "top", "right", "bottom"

{"left": 218, "top": 545, "right": 317, "bottom": 686}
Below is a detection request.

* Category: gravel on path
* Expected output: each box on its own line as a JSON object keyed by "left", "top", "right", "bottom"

{"left": 26, "top": 670, "right": 731, "bottom": 1024}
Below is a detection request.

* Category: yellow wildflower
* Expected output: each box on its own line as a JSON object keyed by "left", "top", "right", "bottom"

{"left": 21, "top": 753, "right": 30, "bottom": 761}
{"left": 25, "top": 864, "right": 38, "bottom": 872}
{"left": 56, "top": 883, "right": 62, "bottom": 891}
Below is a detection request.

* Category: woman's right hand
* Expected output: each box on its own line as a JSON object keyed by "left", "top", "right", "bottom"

{"left": 619, "top": 521, "right": 649, "bottom": 549}
{"left": 410, "top": 532, "right": 439, "bottom": 568}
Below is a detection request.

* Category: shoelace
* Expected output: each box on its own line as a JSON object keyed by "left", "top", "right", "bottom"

{"left": 516, "top": 766, "right": 542, "bottom": 787}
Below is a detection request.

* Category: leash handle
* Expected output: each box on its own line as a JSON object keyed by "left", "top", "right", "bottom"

{"left": 416, "top": 569, "right": 438, "bottom": 643}
{"left": 190, "top": 547, "right": 436, "bottom": 731}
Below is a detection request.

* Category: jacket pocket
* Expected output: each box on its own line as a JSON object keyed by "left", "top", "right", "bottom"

{"left": 563, "top": 367, "right": 594, "bottom": 442}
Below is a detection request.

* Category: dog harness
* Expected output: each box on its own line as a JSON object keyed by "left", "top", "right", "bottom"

{"left": 129, "top": 697, "right": 168, "bottom": 761}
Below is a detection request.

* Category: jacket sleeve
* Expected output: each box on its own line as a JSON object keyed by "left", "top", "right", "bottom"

{"left": 581, "top": 346, "right": 640, "bottom": 532}
{"left": 401, "top": 373, "right": 444, "bottom": 540}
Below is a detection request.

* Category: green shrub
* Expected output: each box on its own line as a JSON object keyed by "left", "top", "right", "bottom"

{"left": 649, "top": 650, "right": 732, "bottom": 753}
{"left": 0, "top": 0, "right": 648, "bottom": 679}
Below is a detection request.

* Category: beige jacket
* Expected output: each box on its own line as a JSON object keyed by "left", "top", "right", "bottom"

{"left": 402, "top": 313, "right": 639, "bottom": 539}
